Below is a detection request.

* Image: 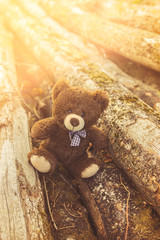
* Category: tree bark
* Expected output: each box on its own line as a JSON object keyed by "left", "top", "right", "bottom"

{"left": 0, "top": 23, "right": 54, "bottom": 240}
{"left": 35, "top": 0, "right": 160, "bottom": 72}
{"left": 7, "top": 0, "right": 160, "bottom": 114}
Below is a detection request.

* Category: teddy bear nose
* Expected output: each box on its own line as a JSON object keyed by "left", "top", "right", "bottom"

{"left": 70, "top": 118, "right": 80, "bottom": 127}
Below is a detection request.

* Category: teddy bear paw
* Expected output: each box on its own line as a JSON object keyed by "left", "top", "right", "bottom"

{"left": 81, "top": 164, "right": 100, "bottom": 178}
{"left": 30, "top": 155, "right": 51, "bottom": 173}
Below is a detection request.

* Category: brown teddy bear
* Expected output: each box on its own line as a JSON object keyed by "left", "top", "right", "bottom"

{"left": 28, "top": 80, "right": 109, "bottom": 178}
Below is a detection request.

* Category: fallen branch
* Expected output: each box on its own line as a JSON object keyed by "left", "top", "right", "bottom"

{"left": 120, "top": 175, "right": 130, "bottom": 240}
{"left": 78, "top": 179, "right": 108, "bottom": 240}
{"left": 43, "top": 177, "right": 58, "bottom": 231}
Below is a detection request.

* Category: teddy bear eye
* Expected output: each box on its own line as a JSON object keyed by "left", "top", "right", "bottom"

{"left": 67, "top": 109, "right": 72, "bottom": 113}
{"left": 81, "top": 111, "right": 85, "bottom": 117}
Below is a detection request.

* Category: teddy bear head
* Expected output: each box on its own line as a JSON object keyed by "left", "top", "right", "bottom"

{"left": 52, "top": 80, "right": 109, "bottom": 132}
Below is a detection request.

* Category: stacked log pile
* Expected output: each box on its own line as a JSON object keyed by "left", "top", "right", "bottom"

{"left": 0, "top": 0, "right": 160, "bottom": 239}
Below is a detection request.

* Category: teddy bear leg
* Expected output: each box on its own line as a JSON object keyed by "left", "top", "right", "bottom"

{"left": 69, "top": 154, "right": 102, "bottom": 178}
{"left": 28, "top": 148, "right": 57, "bottom": 174}
{"left": 81, "top": 161, "right": 101, "bottom": 178}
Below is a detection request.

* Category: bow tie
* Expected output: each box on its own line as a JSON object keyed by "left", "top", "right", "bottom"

{"left": 69, "top": 130, "right": 86, "bottom": 146}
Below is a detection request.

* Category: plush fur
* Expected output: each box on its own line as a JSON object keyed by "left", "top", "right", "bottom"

{"left": 28, "top": 80, "right": 109, "bottom": 178}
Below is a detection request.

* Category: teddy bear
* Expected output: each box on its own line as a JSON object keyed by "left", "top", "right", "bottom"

{"left": 28, "top": 80, "right": 109, "bottom": 178}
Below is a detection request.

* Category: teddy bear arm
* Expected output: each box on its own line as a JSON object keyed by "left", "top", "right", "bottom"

{"left": 90, "top": 126, "right": 108, "bottom": 150}
{"left": 31, "top": 117, "right": 57, "bottom": 140}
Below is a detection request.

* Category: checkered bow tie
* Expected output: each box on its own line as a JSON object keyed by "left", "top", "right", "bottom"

{"left": 69, "top": 130, "right": 86, "bottom": 146}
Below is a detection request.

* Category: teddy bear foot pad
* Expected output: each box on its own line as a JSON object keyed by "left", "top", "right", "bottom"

{"left": 81, "top": 164, "right": 100, "bottom": 178}
{"left": 30, "top": 155, "right": 51, "bottom": 173}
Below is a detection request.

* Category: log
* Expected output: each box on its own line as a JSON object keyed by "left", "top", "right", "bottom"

{"left": 2, "top": 2, "right": 160, "bottom": 215}
{"left": 9, "top": 0, "right": 160, "bottom": 113}
{"left": 82, "top": 0, "right": 160, "bottom": 34}
{"left": 106, "top": 51, "right": 160, "bottom": 92}
{"left": 35, "top": 0, "right": 160, "bottom": 72}
{"left": 0, "top": 23, "right": 53, "bottom": 239}
{"left": 2, "top": 3, "right": 160, "bottom": 239}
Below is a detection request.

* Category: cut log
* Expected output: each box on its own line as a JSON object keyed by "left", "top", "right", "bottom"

{"left": 107, "top": 51, "right": 160, "bottom": 92}
{"left": 2, "top": 3, "right": 160, "bottom": 216}
{"left": 8, "top": 0, "right": 160, "bottom": 113}
{"left": 36, "top": 0, "right": 160, "bottom": 72}
{"left": 0, "top": 23, "right": 53, "bottom": 240}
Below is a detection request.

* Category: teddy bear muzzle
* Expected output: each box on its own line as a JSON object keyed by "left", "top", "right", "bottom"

{"left": 64, "top": 113, "right": 85, "bottom": 131}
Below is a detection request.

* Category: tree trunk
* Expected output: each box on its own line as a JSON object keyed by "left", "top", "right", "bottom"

{"left": 106, "top": 51, "right": 160, "bottom": 93}
{"left": 35, "top": 0, "right": 160, "bottom": 72}
{"left": 6, "top": 0, "right": 160, "bottom": 114}
{"left": 2, "top": 2, "right": 160, "bottom": 215}
{"left": 0, "top": 23, "right": 54, "bottom": 240}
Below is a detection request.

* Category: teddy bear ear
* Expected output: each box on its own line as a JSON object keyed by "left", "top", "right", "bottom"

{"left": 52, "top": 80, "right": 70, "bottom": 100}
{"left": 92, "top": 90, "right": 109, "bottom": 112}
